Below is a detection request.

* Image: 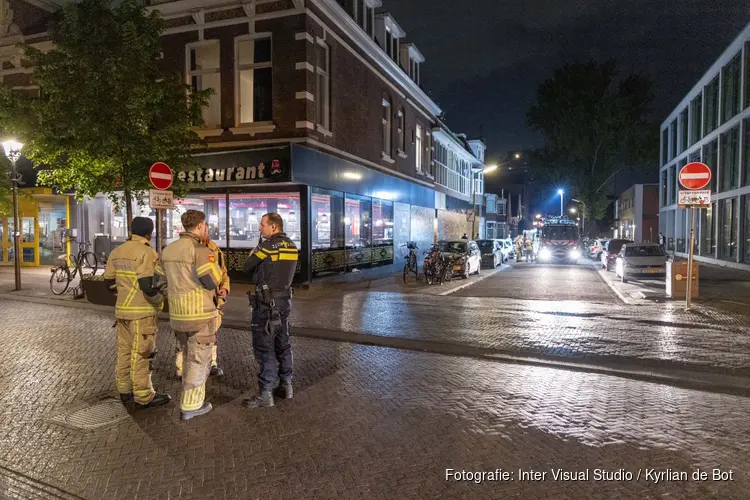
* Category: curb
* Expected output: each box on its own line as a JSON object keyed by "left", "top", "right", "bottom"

{"left": 3, "top": 291, "right": 750, "bottom": 397}
{"left": 596, "top": 268, "right": 635, "bottom": 305}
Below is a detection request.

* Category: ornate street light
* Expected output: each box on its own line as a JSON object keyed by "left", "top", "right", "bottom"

{"left": 2, "top": 140, "right": 23, "bottom": 291}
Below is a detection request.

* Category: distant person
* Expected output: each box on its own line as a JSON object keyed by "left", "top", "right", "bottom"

{"left": 461, "top": 233, "right": 468, "bottom": 240}
{"left": 515, "top": 235, "right": 523, "bottom": 260}
{"left": 524, "top": 236, "right": 534, "bottom": 263}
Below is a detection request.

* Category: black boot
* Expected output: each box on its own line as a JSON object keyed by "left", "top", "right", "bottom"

{"left": 181, "top": 402, "right": 213, "bottom": 421}
{"left": 119, "top": 393, "right": 133, "bottom": 404}
{"left": 136, "top": 393, "right": 172, "bottom": 409}
{"left": 273, "top": 381, "right": 293, "bottom": 400}
{"left": 243, "top": 390, "right": 274, "bottom": 408}
{"left": 210, "top": 365, "right": 224, "bottom": 377}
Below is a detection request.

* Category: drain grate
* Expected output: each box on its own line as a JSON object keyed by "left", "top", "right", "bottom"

{"left": 50, "top": 398, "right": 130, "bottom": 431}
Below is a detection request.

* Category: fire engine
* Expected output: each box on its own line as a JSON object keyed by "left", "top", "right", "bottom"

{"left": 536, "top": 218, "right": 581, "bottom": 264}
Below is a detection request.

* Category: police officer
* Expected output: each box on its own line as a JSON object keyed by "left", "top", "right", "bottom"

{"left": 242, "top": 213, "right": 298, "bottom": 409}
{"left": 155, "top": 210, "right": 223, "bottom": 421}
{"left": 103, "top": 217, "right": 171, "bottom": 409}
{"left": 174, "top": 237, "right": 229, "bottom": 378}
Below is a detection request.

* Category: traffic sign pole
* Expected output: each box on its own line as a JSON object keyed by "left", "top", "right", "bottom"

{"left": 686, "top": 208, "right": 696, "bottom": 311}
{"left": 148, "top": 162, "right": 174, "bottom": 254}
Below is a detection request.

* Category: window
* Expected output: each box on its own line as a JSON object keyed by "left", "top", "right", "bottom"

{"left": 661, "top": 170, "right": 668, "bottom": 207}
{"left": 165, "top": 194, "right": 226, "bottom": 247}
{"left": 227, "top": 193, "right": 301, "bottom": 249}
{"left": 486, "top": 197, "right": 496, "bottom": 214}
{"left": 720, "top": 198, "right": 737, "bottom": 261}
{"left": 679, "top": 108, "right": 688, "bottom": 154}
{"left": 187, "top": 41, "right": 221, "bottom": 128}
{"left": 315, "top": 40, "right": 330, "bottom": 131}
{"left": 721, "top": 52, "right": 741, "bottom": 123}
{"left": 345, "top": 193, "right": 372, "bottom": 248}
{"left": 382, "top": 97, "right": 392, "bottom": 157}
{"left": 676, "top": 157, "right": 687, "bottom": 197}
{"left": 385, "top": 28, "right": 393, "bottom": 59}
{"left": 704, "top": 76, "right": 719, "bottom": 136}
{"left": 743, "top": 118, "right": 750, "bottom": 186}
{"left": 690, "top": 93, "right": 702, "bottom": 145}
{"left": 312, "top": 188, "right": 344, "bottom": 250}
{"left": 720, "top": 126, "right": 739, "bottom": 192}
{"left": 670, "top": 119, "right": 677, "bottom": 160}
{"left": 415, "top": 124, "right": 423, "bottom": 173}
{"left": 485, "top": 223, "right": 495, "bottom": 239}
{"left": 661, "top": 128, "right": 669, "bottom": 165}
{"left": 700, "top": 202, "right": 715, "bottom": 256}
{"left": 365, "top": 6, "right": 374, "bottom": 36}
{"left": 703, "top": 139, "right": 719, "bottom": 192}
{"left": 676, "top": 209, "right": 685, "bottom": 253}
{"left": 397, "top": 108, "right": 405, "bottom": 153}
{"left": 235, "top": 35, "right": 273, "bottom": 125}
{"left": 497, "top": 202, "right": 506, "bottom": 216}
{"left": 371, "top": 198, "right": 394, "bottom": 246}
{"left": 744, "top": 195, "right": 750, "bottom": 262}
{"left": 745, "top": 42, "right": 750, "bottom": 109}
{"left": 668, "top": 164, "right": 676, "bottom": 205}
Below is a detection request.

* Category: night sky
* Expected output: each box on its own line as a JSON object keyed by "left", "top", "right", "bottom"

{"left": 387, "top": 0, "right": 750, "bottom": 164}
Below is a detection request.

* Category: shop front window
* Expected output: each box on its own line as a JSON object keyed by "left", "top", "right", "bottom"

{"left": 720, "top": 198, "right": 737, "bottom": 261}
{"left": 371, "top": 198, "right": 394, "bottom": 246}
{"left": 700, "top": 203, "right": 715, "bottom": 257}
{"left": 227, "top": 193, "right": 301, "bottom": 249}
{"left": 345, "top": 193, "right": 372, "bottom": 270}
{"left": 164, "top": 194, "right": 226, "bottom": 247}
{"left": 312, "top": 188, "right": 344, "bottom": 250}
{"left": 744, "top": 195, "right": 750, "bottom": 263}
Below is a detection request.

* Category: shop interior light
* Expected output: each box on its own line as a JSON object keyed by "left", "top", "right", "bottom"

{"left": 342, "top": 172, "right": 363, "bottom": 180}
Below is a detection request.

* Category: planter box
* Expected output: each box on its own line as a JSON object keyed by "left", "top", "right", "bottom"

{"left": 82, "top": 278, "right": 169, "bottom": 312}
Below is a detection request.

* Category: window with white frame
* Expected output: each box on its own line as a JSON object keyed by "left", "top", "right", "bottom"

{"left": 235, "top": 35, "right": 273, "bottom": 125}
{"left": 497, "top": 201, "right": 506, "bottom": 216}
{"left": 397, "top": 108, "right": 405, "bottom": 153}
{"left": 487, "top": 197, "right": 496, "bottom": 214}
{"left": 382, "top": 96, "right": 392, "bottom": 157}
{"left": 187, "top": 41, "right": 221, "bottom": 128}
{"left": 385, "top": 28, "right": 393, "bottom": 59}
{"left": 415, "top": 124, "right": 423, "bottom": 173}
{"left": 315, "top": 40, "right": 330, "bottom": 131}
{"left": 354, "top": 0, "right": 375, "bottom": 36}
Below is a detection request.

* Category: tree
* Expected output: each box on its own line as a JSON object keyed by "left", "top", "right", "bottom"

{"left": 0, "top": 84, "right": 34, "bottom": 215}
{"left": 527, "top": 60, "right": 658, "bottom": 236}
{"left": 23, "top": 0, "right": 210, "bottom": 232}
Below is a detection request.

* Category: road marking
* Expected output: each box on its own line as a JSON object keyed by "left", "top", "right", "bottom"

{"left": 438, "top": 265, "right": 508, "bottom": 296}
{"left": 721, "top": 300, "right": 750, "bottom": 306}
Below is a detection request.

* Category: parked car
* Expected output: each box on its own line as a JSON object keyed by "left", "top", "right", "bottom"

{"left": 476, "top": 239, "right": 503, "bottom": 268}
{"left": 601, "top": 239, "right": 634, "bottom": 271}
{"left": 615, "top": 243, "right": 668, "bottom": 283}
{"left": 588, "top": 238, "right": 609, "bottom": 259}
{"left": 438, "top": 240, "right": 482, "bottom": 279}
{"left": 500, "top": 238, "right": 515, "bottom": 260}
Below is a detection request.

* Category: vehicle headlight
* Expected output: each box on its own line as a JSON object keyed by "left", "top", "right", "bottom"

{"left": 569, "top": 249, "right": 581, "bottom": 259}
{"left": 539, "top": 248, "right": 551, "bottom": 260}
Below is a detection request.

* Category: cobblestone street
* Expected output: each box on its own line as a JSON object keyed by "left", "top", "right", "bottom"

{"left": 1, "top": 300, "right": 749, "bottom": 499}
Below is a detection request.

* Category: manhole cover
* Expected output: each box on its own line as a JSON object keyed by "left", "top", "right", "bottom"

{"left": 50, "top": 399, "right": 130, "bottom": 431}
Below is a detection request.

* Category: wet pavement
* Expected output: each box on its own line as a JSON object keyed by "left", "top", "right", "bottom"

{"left": 0, "top": 300, "right": 748, "bottom": 499}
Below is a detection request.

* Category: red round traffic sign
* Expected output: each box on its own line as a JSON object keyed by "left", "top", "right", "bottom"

{"left": 149, "top": 162, "right": 173, "bottom": 190}
{"left": 679, "top": 162, "right": 712, "bottom": 190}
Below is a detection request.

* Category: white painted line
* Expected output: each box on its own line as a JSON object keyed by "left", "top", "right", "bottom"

{"left": 438, "top": 265, "right": 508, "bottom": 296}
{"left": 721, "top": 300, "right": 750, "bottom": 306}
{"left": 150, "top": 172, "right": 172, "bottom": 180}
{"left": 680, "top": 172, "right": 710, "bottom": 179}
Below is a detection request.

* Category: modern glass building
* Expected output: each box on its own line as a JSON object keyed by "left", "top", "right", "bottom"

{"left": 659, "top": 21, "right": 750, "bottom": 270}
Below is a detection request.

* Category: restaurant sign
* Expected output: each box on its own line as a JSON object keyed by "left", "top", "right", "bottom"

{"left": 177, "top": 147, "right": 291, "bottom": 184}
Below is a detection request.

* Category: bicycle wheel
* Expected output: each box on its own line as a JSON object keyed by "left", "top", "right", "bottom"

{"left": 425, "top": 268, "right": 434, "bottom": 285}
{"left": 50, "top": 266, "right": 71, "bottom": 295}
{"left": 82, "top": 252, "right": 98, "bottom": 275}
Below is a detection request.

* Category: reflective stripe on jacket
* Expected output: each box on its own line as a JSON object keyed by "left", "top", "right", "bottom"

{"left": 102, "top": 235, "right": 162, "bottom": 320}
{"left": 156, "top": 233, "right": 222, "bottom": 332}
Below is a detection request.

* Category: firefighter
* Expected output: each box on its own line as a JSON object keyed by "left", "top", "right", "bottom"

{"left": 103, "top": 216, "right": 171, "bottom": 409}
{"left": 242, "top": 213, "right": 298, "bottom": 409}
{"left": 174, "top": 238, "right": 229, "bottom": 378}
{"left": 525, "top": 235, "right": 534, "bottom": 263}
{"left": 155, "top": 210, "right": 222, "bottom": 421}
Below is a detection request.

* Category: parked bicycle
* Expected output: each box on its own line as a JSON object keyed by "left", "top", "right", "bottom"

{"left": 49, "top": 236, "right": 99, "bottom": 295}
{"left": 423, "top": 244, "right": 446, "bottom": 285}
{"left": 401, "top": 242, "right": 419, "bottom": 283}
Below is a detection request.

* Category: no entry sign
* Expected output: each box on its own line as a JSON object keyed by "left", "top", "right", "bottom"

{"left": 679, "top": 162, "right": 711, "bottom": 190}
{"left": 149, "top": 162, "right": 173, "bottom": 190}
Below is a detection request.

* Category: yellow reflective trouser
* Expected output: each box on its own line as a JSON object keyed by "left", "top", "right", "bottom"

{"left": 174, "top": 321, "right": 215, "bottom": 412}
{"left": 115, "top": 317, "right": 157, "bottom": 405}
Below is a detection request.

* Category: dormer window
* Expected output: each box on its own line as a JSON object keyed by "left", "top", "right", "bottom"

{"left": 352, "top": 0, "right": 380, "bottom": 38}
{"left": 375, "top": 13, "right": 405, "bottom": 65}
{"left": 400, "top": 44, "right": 425, "bottom": 85}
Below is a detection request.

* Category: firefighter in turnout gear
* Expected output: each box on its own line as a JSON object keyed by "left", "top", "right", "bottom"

{"left": 103, "top": 217, "right": 171, "bottom": 409}
{"left": 242, "top": 213, "right": 298, "bottom": 409}
{"left": 155, "top": 210, "right": 223, "bottom": 421}
{"left": 174, "top": 238, "right": 229, "bottom": 379}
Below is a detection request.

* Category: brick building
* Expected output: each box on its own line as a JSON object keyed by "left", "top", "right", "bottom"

{"left": 613, "top": 184, "right": 659, "bottom": 243}
{"left": 0, "top": 0, "right": 487, "bottom": 281}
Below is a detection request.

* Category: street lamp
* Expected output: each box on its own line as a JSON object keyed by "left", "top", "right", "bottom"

{"left": 557, "top": 189, "right": 564, "bottom": 217}
{"left": 471, "top": 164, "right": 498, "bottom": 239}
{"left": 572, "top": 198, "right": 586, "bottom": 236}
{"left": 2, "top": 140, "right": 23, "bottom": 291}
{"left": 535, "top": 214, "right": 541, "bottom": 219}
{"left": 514, "top": 153, "right": 521, "bottom": 159}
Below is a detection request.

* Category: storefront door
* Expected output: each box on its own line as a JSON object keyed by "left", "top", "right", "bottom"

{"left": 0, "top": 216, "right": 39, "bottom": 266}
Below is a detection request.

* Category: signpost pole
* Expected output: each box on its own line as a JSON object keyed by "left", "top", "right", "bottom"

{"left": 156, "top": 209, "right": 163, "bottom": 254}
{"left": 686, "top": 207, "right": 696, "bottom": 311}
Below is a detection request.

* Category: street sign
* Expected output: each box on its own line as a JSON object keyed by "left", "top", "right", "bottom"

{"left": 149, "top": 162, "right": 173, "bottom": 190}
{"left": 679, "top": 162, "right": 712, "bottom": 190}
{"left": 678, "top": 189, "right": 711, "bottom": 208}
{"left": 149, "top": 189, "right": 173, "bottom": 210}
